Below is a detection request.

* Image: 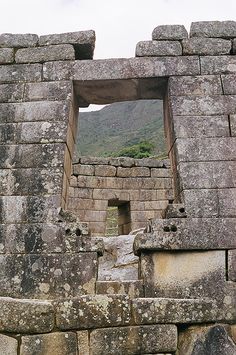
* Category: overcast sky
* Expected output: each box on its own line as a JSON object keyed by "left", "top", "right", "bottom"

{"left": 1, "top": 0, "right": 236, "bottom": 59}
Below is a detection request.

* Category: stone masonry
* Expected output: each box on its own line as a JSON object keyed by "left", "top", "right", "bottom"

{"left": 0, "top": 21, "right": 235, "bottom": 354}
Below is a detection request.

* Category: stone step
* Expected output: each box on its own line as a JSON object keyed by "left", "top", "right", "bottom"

{"left": 96, "top": 280, "right": 144, "bottom": 298}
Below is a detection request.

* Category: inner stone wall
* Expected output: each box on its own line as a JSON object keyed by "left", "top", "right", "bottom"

{"left": 69, "top": 156, "right": 173, "bottom": 236}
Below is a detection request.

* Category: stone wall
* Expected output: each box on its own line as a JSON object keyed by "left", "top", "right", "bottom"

{"left": 0, "top": 21, "right": 235, "bottom": 354}
{"left": 69, "top": 156, "right": 173, "bottom": 236}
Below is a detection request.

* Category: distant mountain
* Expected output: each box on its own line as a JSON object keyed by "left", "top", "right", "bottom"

{"left": 76, "top": 99, "right": 167, "bottom": 158}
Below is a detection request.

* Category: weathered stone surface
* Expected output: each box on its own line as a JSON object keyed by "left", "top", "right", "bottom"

{"left": 172, "top": 115, "right": 229, "bottom": 138}
{"left": 77, "top": 331, "right": 89, "bottom": 355}
{"left": 73, "top": 164, "right": 95, "bottom": 176}
{"left": 182, "top": 38, "right": 231, "bottom": 55}
{"left": 95, "top": 165, "right": 116, "bottom": 177}
{"left": 169, "top": 75, "right": 222, "bottom": 96}
{"left": 135, "top": 158, "right": 168, "bottom": 168}
{"left": 170, "top": 95, "right": 236, "bottom": 116}
{"left": 228, "top": 250, "right": 236, "bottom": 281}
{"left": 0, "top": 84, "right": 25, "bottom": 103}
{"left": 141, "top": 250, "right": 225, "bottom": 299}
{"left": 20, "top": 332, "right": 77, "bottom": 355}
{"left": 39, "top": 30, "right": 95, "bottom": 59}
{"left": 0, "top": 63, "right": 42, "bottom": 83}
{"left": 201, "top": 56, "right": 236, "bottom": 74}
{"left": 183, "top": 189, "right": 218, "bottom": 217}
{"left": 80, "top": 156, "right": 110, "bottom": 165}
{"left": 117, "top": 166, "right": 150, "bottom": 177}
{"left": 178, "top": 324, "right": 236, "bottom": 355}
{"left": 179, "top": 161, "right": 236, "bottom": 189}
{"left": 109, "top": 157, "right": 135, "bottom": 167}
{"left": 163, "top": 203, "right": 186, "bottom": 218}
{"left": 134, "top": 218, "right": 236, "bottom": 252}
{"left": 0, "top": 297, "right": 54, "bottom": 333}
{"left": 0, "top": 33, "right": 38, "bottom": 47}
{"left": 221, "top": 74, "right": 236, "bottom": 95}
{"left": 0, "top": 48, "right": 14, "bottom": 64}
{"left": 152, "top": 25, "right": 188, "bottom": 40}
{"left": 43, "top": 56, "right": 200, "bottom": 81}
{"left": 24, "top": 81, "right": 72, "bottom": 101}
{"left": 132, "top": 297, "right": 227, "bottom": 324}
{"left": 136, "top": 40, "right": 182, "bottom": 57}
{"left": 96, "top": 280, "right": 144, "bottom": 298}
{"left": 98, "top": 235, "right": 139, "bottom": 281}
{"left": 55, "top": 295, "right": 131, "bottom": 330}
{"left": 16, "top": 44, "right": 75, "bottom": 63}
{"left": 0, "top": 334, "right": 18, "bottom": 355}
{"left": 76, "top": 236, "right": 104, "bottom": 255}
{"left": 190, "top": 21, "right": 236, "bottom": 38}
{"left": 90, "top": 325, "right": 177, "bottom": 354}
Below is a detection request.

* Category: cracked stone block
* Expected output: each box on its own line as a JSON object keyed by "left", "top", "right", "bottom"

{"left": 140, "top": 250, "right": 225, "bottom": 299}
{"left": 152, "top": 25, "right": 188, "bottom": 40}
{"left": 0, "top": 334, "right": 18, "bottom": 355}
{"left": 20, "top": 332, "right": 77, "bottom": 355}
{"left": 178, "top": 324, "right": 236, "bottom": 355}
{"left": 15, "top": 44, "right": 75, "bottom": 63}
{"left": 190, "top": 21, "right": 236, "bottom": 38}
{"left": 0, "top": 297, "right": 54, "bottom": 333}
{"left": 55, "top": 295, "right": 131, "bottom": 330}
{"left": 182, "top": 38, "right": 231, "bottom": 55}
{"left": 136, "top": 40, "right": 182, "bottom": 57}
{"left": 90, "top": 325, "right": 177, "bottom": 354}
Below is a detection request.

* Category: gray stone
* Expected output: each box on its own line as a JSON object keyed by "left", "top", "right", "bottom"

{"left": 20, "top": 332, "right": 77, "bottom": 355}
{"left": 218, "top": 188, "right": 236, "bottom": 217}
{"left": 221, "top": 74, "right": 236, "bottom": 94}
{"left": 109, "top": 157, "right": 135, "bottom": 167}
{"left": 0, "top": 84, "right": 24, "bottom": 103}
{"left": 140, "top": 250, "right": 225, "bottom": 299}
{"left": 96, "top": 280, "right": 144, "bottom": 298}
{"left": 77, "top": 331, "right": 89, "bottom": 355}
{"left": 178, "top": 324, "right": 236, "bottom": 355}
{"left": 23, "top": 81, "right": 72, "bottom": 101}
{"left": 16, "top": 44, "right": 75, "bottom": 63}
{"left": 55, "top": 295, "right": 131, "bottom": 330}
{"left": 73, "top": 164, "right": 95, "bottom": 176}
{"left": 182, "top": 38, "right": 231, "bottom": 55}
{"left": 90, "top": 325, "right": 177, "bottom": 354}
{"left": 0, "top": 33, "right": 38, "bottom": 47}
{"left": 171, "top": 115, "right": 229, "bottom": 138}
{"left": 132, "top": 297, "right": 230, "bottom": 325}
{"left": 164, "top": 203, "right": 186, "bottom": 218}
{"left": 39, "top": 30, "right": 95, "bottom": 59}
{"left": 136, "top": 40, "right": 182, "bottom": 57}
{"left": 0, "top": 297, "right": 54, "bottom": 333}
{"left": 190, "top": 21, "right": 236, "bottom": 38}
{"left": 201, "top": 56, "right": 236, "bottom": 75}
{"left": 233, "top": 38, "right": 236, "bottom": 54}
{"left": 133, "top": 218, "right": 236, "bottom": 252}
{"left": 169, "top": 75, "right": 223, "bottom": 96}
{"left": 0, "top": 48, "right": 14, "bottom": 64}
{"left": 80, "top": 156, "right": 110, "bottom": 165}
{"left": 43, "top": 56, "right": 200, "bottom": 81}
{"left": 183, "top": 189, "right": 219, "bottom": 217}
{"left": 178, "top": 161, "right": 236, "bottom": 189}
{"left": 152, "top": 25, "right": 188, "bottom": 40}
{"left": 135, "top": 158, "right": 167, "bottom": 168}
{"left": 0, "top": 63, "right": 42, "bottom": 83}
{"left": 228, "top": 250, "right": 236, "bottom": 281}
{"left": 0, "top": 334, "right": 18, "bottom": 355}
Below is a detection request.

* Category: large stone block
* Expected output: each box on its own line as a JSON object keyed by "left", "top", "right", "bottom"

{"left": 117, "top": 166, "right": 150, "bottom": 177}
{"left": 0, "top": 33, "right": 38, "bottom": 47}
{"left": 169, "top": 75, "right": 222, "bottom": 96}
{"left": 23, "top": 81, "right": 72, "bottom": 101}
{"left": 0, "top": 48, "right": 14, "bottom": 64}
{"left": 94, "top": 164, "right": 116, "bottom": 177}
{"left": 171, "top": 115, "right": 229, "bottom": 138}
{"left": 73, "top": 164, "right": 94, "bottom": 176}
{"left": 221, "top": 74, "right": 236, "bottom": 94}
{"left": 20, "top": 332, "right": 77, "bottom": 355}
{"left": 55, "top": 295, "right": 131, "bottom": 330}
{"left": 0, "top": 297, "right": 54, "bottom": 333}
{"left": 183, "top": 189, "right": 218, "bottom": 217}
{"left": 140, "top": 250, "right": 225, "bottom": 299}
{"left": 43, "top": 56, "right": 200, "bottom": 81}
{"left": 170, "top": 95, "right": 236, "bottom": 115}
{"left": 132, "top": 297, "right": 231, "bottom": 325}
{"left": 201, "top": 56, "right": 236, "bottom": 74}
{"left": 16, "top": 44, "right": 75, "bottom": 63}
{"left": 136, "top": 40, "right": 182, "bottom": 57}
{"left": 152, "top": 25, "right": 188, "bottom": 40}
{"left": 0, "top": 252, "right": 97, "bottom": 299}
{"left": 182, "top": 38, "right": 231, "bottom": 55}
{"left": 39, "top": 30, "right": 95, "bottom": 59}
{"left": 190, "top": 21, "right": 236, "bottom": 38}
{"left": 0, "top": 84, "right": 24, "bottom": 103}
{"left": 178, "top": 161, "right": 236, "bottom": 189}
{"left": 133, "top": 218, "right": 236, "bottom": 251}
{"left": 228, "top": 250, "right": 236, "bottom": 281}
{"left": 178, "top": 324, "right": 236, "bottom": 355}
{"left": 90, "top": 325, "right": 177, "bottom": 354}
{"left": 0, "top": 334, "right": 18, "bottom": 355}
{"left": 0, "top": 63, "right": 42, "bottom": 83}
{"left": 218, "top": 188, "right": 236, "bottom": 217}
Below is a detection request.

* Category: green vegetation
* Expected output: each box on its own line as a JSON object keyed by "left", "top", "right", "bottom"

{"left": 111, "top": 140, "right": 155, "bottom": 158}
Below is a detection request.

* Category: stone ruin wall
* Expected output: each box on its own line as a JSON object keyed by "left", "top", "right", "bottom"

{"left": 0, "top": 21, "right": 235, "bottom": 354}
{"left": 69, "top": 157, "right": 172, "bottom": 236}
